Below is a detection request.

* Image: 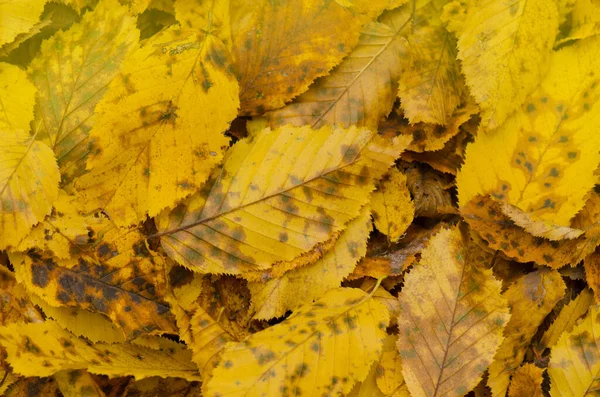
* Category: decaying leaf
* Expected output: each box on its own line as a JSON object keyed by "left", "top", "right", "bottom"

{"left": 0, "top": 320, "right": 200, "bottom": 380}
{"left": 487, "top": 269, "right": 565, "bottom": 397}
{"left": 397, "top": 226, "right": 510, "bottom": 397}
{"left": 28, "top": 0, "right": 139, "bottom": 184}
{"left": 54, "top": 369, "right": 106, "bottom": 397}
{"left": 157, "top": 125, "right": 410, "bottom": 274}
{"left": 404, "top": 164, "right": 456, "bottom": 218}
{"left": 371, "top": 168, "right": 414, "bottom": 243}
{"left": 204, "top": 287, "right": 389, "bottom": 396}
{"left": 507, "top": 363, "right": 544, "bottom": 397}
{"left": 548, "top": 303, "right": 600, "bottom": 396}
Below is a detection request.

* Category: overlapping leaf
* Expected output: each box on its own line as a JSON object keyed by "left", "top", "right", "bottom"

{"left": 204, "top": 287, "right": 389, "bottom": 396}
{"left": 75, "top": 7, "right": 239, "bottom": 226}
{"left": 0, "top": 63, "right": 36, "bottom": 131}
{"left": 157, "top": 125, "right": 410, "bottom": 274}
{"left": 0, "top": 0, "right": 46, "bottom": 46}
{"left": 371, "top": 168, "right": 414, "bottom": 243}
{"left": 28, "top": 0, "right": 139, "bottom": 184}
{"left": 396, "top": 226, "right": 510, "bottom": 397}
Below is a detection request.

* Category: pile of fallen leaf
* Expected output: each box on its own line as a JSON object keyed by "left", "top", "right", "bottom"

{"left": 1, "top": 0, "right": 599, "bottom": 395}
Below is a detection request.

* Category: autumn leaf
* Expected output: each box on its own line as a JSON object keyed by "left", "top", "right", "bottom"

{"left": 28, "top": 0, "right": 139, "bottom": 184}
{"left": 0, "top": 320, "right": 200, "bottom": 380}
{"left": 548, "top": 303, "right": 600, "bottom": 396}
{"left": 487, "top": 269, "right": 565, "bottom": 397}
{"left": 75, "top": 7, "right": 239, "bottom": 226}
{"left": 348, "top": 361, "right": 386, "bottom": 397}
{"left": 265, "top": 4, "right": 411, "bottom": 129}
{"left": 376, "top": 335, "right": 409, "bottom": 397}
{"left": 231, "top": 0, "right": 387, "bottom": 115}
{"left": 157, "top": 125, "right": 410, "bottom": 274}
{"left": 0, "top": 63, "right": 36, "bottom": 131}
{"left": 204, "top": 287, "right": 389, "bottom": 396}
{"left": 457, "top": 36, "right": 600, "bottom": 229}
{"left": 507, "top": 363, "right": 544, "bottom": 397}
{"left": 54, "top": 369, "right": 106, "bottom": 397}
{"left": 371, "top": 168, "right": 414, "bottom": 243}
{"left": 449, "top": 0, "right": 558, "bottom": 131}
{"left": 396, "top": 226, "right": 510, "bottom": 397}
{"left": 555, "top": 0, "right": 600, "bottom": 45}
{"left": 0, "top": 0, "right": 46, "bottom": 46}
{"left": 248, "top": 204, "right": 372, "bottom": 319}
{"left": 0, "top": 129, "right": 60, "bottom": 250}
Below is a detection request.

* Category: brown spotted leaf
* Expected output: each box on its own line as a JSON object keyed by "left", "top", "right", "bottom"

{"left": 156, "top": 125, "right": 410, "bottom": 275}
{"left": 265, "top": 4, "right": 412, "bottom": 129}
{"left": 204, "top": 287, "right": 389, "bottom": 396}
{"left": 0, "top": 320, "right": 200, "bottom": 380}
{"left": 507, "top": 363, "right": 544, "bottom": 397}
{"left": 397, "top": 226, "right": 510, "bottom": 397}
{"left": 487, "top": 269, "right": 566, "bottom": 397}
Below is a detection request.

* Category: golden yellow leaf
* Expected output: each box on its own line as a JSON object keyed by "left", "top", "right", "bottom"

{"left": 556, "top": 0, "right": 600, "bottom": 45}
{"left": 28, "top": 0, "right": 139, "bottom": 184}
{"left": 500, "top": 202, "right": 585, "bottom": 241}
{"left": 397, "top": 2, "right": 464, "bottom": 125}
{"left": 0, "top": 129, "right": 60, "bottom": 250}
{"left": 4, "top": 376, "right": 61, "bottom": 397}
{"left": 248, "top": 204, "right": 372, "bottom": 319}
{"left": 0, "top": 63, "right": 36, "bottom": 131}
{"left": 11, "top": 228, "right": 176, "bottom": 338}
{"left": 458, "top": 36, "right": 600, "bottom": 228}
{"left": 265, "top": 4, "right": 411, "bottom": 129}
{"left": 175, "top": 0, "right": 230, "bottom": 47}
{"left": 348, "top": 362, "right": 386, "bottom": 397}
{"left": 401, "top": 129, "right": 471, "bottom": 175}
{"left": 204, "top": 287, "right": 389, "bottom": 396}
{"left": 372, "top": 286, "right": 401, "bottom": 328}
{"left": 397, "top": 226, "right": 510, "bottom": 397}
{"left": 462, "top": 195, "right": 599, "bottom": 268}
{"left": 376, "top": 335, "right": 409, "bottom": 397}
{"left": 75, "top": 20, "right": 239, "bottom": 226}
{"left": 507, "top": 363, "right": 543, "bottom": 397}
{"left": 487, "top": 269, "right": 566, "bottom": 397}
{"left": 157, "top": 125, "right": 410, "bottom": 274}
{"left": 190, "top": 306, "right": 233, "bottom": 379}
{"left": 54, "top": 369, "right": 106, "bottom": 397}
{"left": 0, "top": 0, "right": 46, "bottom": 46}
{"left": 0, "top": 320, "right": 200, "bottom": 380}
{"left": 451, "top": 0, "right": 558, "bottom": 131}
{"left": 372, "top": 168, "right": 414, "bottom": 243}
{"left": 126, "top": 377, "right": 202, "bottom": 397}
{"left": 231, "top": 0, "right": 385, "bottom": 115}
{"left": 548, "top": 303, "right": 600, "bottom": 396}
{"left": 584, "top": 248, "right": 600, "bottom": 302}
{"left": 572, "top": 189, "right": 600, "bottom": 230}
{"left": 538, "top": 288, "right": 594, "bottom": 352}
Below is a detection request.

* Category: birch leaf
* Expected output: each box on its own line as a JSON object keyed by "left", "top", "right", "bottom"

{"left": 265, "top": 4, "right": 411, "bottom": 129}
{"left": 0, "top": 63, "right": 36, "bottom": 131}
{"left": 0, "top": 320, "right": 200, "bottom": 380}
{"left": 548, "top": 303, "right": 600, "bottom": 397}
{"left": 376, "top": 335, "right": 409, "bottom": 397}
{"left": 156, "top": 125, "right": 410, "bottom": 274}
{"left": 555, "top": 0, "right": 600, "bottom": 45}
{"left": 487, "top": 269, "right": 566, "bottom": 397}
{"left": 507, "top": 363, "right": 544, "bottom": 397}
{"left": 452, "top": 0, "right": 558, "bottom": 131}
{"left": 371, "top": 168, "right": 414, "bottom": 243}
{"left": 458, "top": 36, "right": 600, "bottom": 228}
{"left": 204, "top": 287, "right": 389, "bottom": 397}
{"left": 248, "top": 204, "right": 372, "bottom": 319}
{"left": 75, "top": 18, "right": 239, "bottom": 226}
{"left": 349, "top": 362, "right": 386, "bottom": 397}
{"left": 0, "top": 129, "right": 60, "bottom": 250}
{"left": 397, "top": 226, "right": 510, "bottom": 397}
{"left": 28, "top": 0, "right": 139, "bottom": 184}
{"left": 0, "top": 0, "right": 46, "bottom": 46}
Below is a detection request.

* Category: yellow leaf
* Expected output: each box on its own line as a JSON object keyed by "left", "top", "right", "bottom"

{"left": 556, "top": 0, "right": 600, "bottom": 45}
{"left": 175, "top": 0, "right": 231, "bottom": 48}
{"left": 500, "top": 202, "right": 585, "bottom": 241}
{"left": 126, "top": 377, "right": 202, "bottom": 397}
{"left": 16, "top": 191, "right": 97, "bottom": 259}
{"left": 54, "top": 370, "right": 106, "bottom": 397}
{"left": 75, "top": 20, "right": 239, "bottom": 226}
{"left": 458, "top": 36, "right": 600, "bottom": 227}
{"left": 265, "top": 5, "right": 411, "bottom": 129}
{"left": 231, "top": 0, "right": 385, "bottom": 115}
{"left": 452, "top": 0, "right": 558, "bottom": 131}
{"left": 0, "top": 129, "right": 60, "bottom": 250}
{"left": 28, "top": 0, "right": 139, "bottom": 184}
{"left": 0, "top": 320, "right": 200, "bottom": 380}
{"left": 397, "top": 3, "right": 464, "bottom": 125}
{"left": 157, "top": 125, "right": 410, "bottom": 274}
{"left": 507, "top": 363, "right": 544, "bottom": 397}
{"left": 371, "top": 168, "right": 414, "bottom": 243}
{"left": 348, "top": 362, "right": 386, "bottom": 397}
{"left": 0, "top": 0, "right": 46, "bottom": 46}
{"left": 190, "top": 306, "right": 233, "bottom": 379}
{"left": 397, "top": 226, "right": 510, "bottom": 397}
{"left": 204, "top": 287, "right": 389, "bottom": 396}
{"left": 0, "top": 63, "right": 36, "bottom": 131}
{"left": 376, "top": 335, "right": 409, "bottom": 397}
{"left": 11, "top": 228, "right": 176, "bottom": 338}
{"left": 462, "top": 195, "right": 600, "bottom": 268}
{"left": 248, "top": 204, "right": 372, "bottom": 319}
{"left": 538, "top": 288, "right": 594, "bottom": 352}
{"left": 584, "top": 249, "right": 600, "bottom": 302}
{"left": 487, "top": 269, "right": 566, "bottom": 397}
{"left": 548, "top": 303, "right": 600, "bottom": 396}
